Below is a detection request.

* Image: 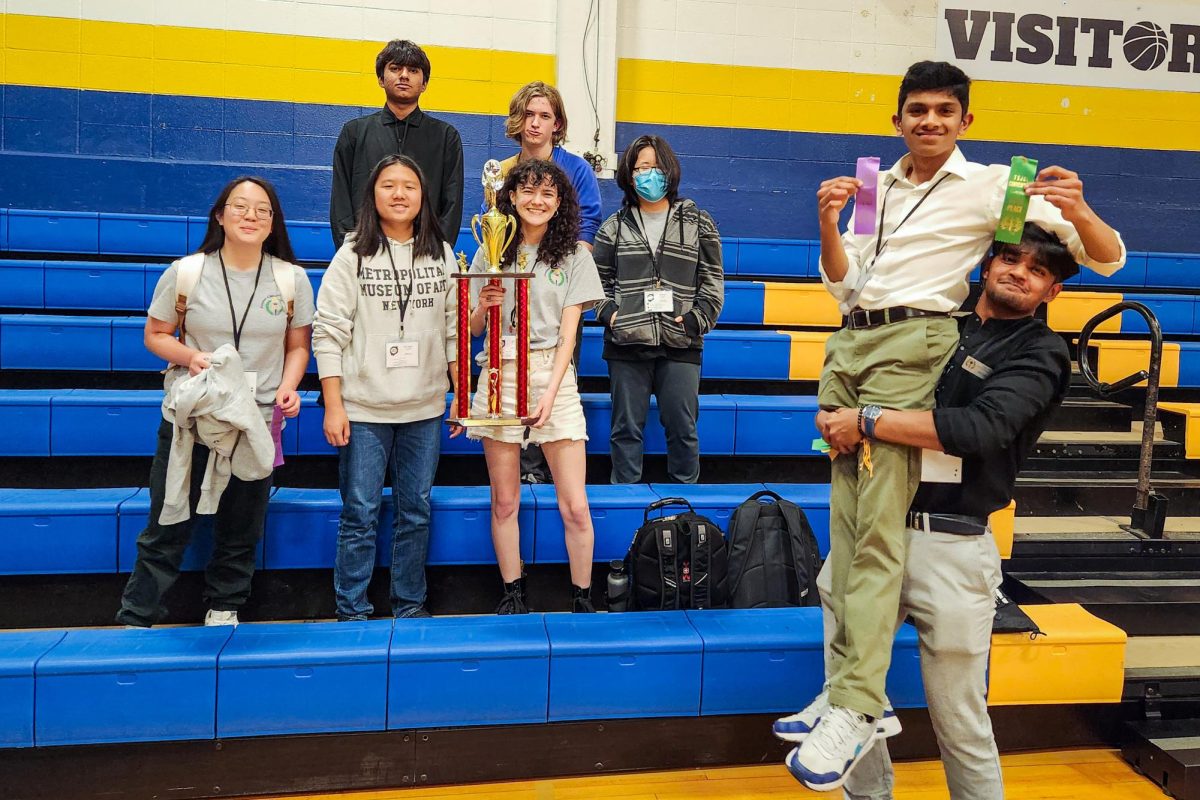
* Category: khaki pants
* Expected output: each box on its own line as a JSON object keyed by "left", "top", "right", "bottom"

{"left": 816, "top": 528, "right": 1005, "bottom": 800}
{"left": 817, "top": 316, "right": 958, "bottom": 716}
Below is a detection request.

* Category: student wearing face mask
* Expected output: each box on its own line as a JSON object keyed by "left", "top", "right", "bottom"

{"left": 592, "top": 135, "right": 724, "bottom": 484}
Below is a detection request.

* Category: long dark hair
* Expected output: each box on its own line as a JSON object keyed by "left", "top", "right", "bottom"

{"left": 198, "top": 176, "right": 296, "bottom": 262}
{"left": 497, "top": 159, "right": 579, "bottom": 271}
{"left": 615, "top": 134, "right": 681, "bottom": 208}
{"left": 350, "top": 154, "right": 445, "bottom": 261}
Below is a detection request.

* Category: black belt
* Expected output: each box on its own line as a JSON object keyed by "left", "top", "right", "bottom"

{"left": 908, "top": 511, "right": 988, "bottom": 536}
{"left": 842, "top": 306, "right": 949, "bottom": 331}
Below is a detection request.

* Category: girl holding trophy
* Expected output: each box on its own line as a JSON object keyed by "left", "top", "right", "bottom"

{"left": 464, "top": 159, "right": 604, "bottom": 614}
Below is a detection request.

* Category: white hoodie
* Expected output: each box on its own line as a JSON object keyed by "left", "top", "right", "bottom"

{"left": 160, "top": 344, "right": 275, "bottom": 525}
{"left": 312, "top": 238, "right": 458, "bottom": 424}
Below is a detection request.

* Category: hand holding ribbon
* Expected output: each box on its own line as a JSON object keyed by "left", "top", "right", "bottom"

{"left": 1024, "top": 165, "right": 1096, "bottom": 225}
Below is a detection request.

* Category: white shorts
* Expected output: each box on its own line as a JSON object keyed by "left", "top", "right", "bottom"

{"left": 466, "top": 348, "right": 589, "bottom": 447}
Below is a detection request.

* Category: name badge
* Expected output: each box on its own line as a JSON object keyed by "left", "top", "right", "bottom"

{"left": 962, "top": 355, "right": 993, "bottom": 379}
{"left": 501, "top": 335, "right": 518, "bottom": 360}
{"left": 921, "top": 449, "right": 963, "bottom": 483}
{"left": 386, "top": 341, "right": 419, "bottom": 369}
{"left": 645, "top": 289, "right": 674, "bottom": 313}
{"left": 243, "top": 371, "right": 258, "bottom": 395}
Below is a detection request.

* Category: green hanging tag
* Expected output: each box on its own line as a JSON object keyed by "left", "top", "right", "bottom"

{"left": 812, "top": 437, "right": 831, "bottom": 455}
{"left": 995, "top": 156, "right": 1039, "bottom": 244}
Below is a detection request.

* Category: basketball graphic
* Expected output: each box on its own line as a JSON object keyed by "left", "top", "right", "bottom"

{"left": 1123, "top": 21, "right": 1168, "bottom": 71}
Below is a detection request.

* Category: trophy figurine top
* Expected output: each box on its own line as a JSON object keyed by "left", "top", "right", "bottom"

{"left": 471, "top": 159, "right": 517, "bottom": 273}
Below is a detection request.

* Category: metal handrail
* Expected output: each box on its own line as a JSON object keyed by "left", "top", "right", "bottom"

{"left": 1077, "top": 301, "right": 1166, "bottom": 539}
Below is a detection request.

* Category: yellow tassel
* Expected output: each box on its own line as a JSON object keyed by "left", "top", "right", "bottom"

{"left": 860, "top": 440, "right": 874, "bottom": 477}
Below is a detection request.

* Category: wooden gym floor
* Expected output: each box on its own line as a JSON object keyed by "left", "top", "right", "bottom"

{"left": 238, "top": 748, "right": 1164, "bottom": 799}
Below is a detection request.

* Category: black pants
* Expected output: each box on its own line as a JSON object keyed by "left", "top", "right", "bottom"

{"left": 116, "top": 418, "right": 273, "bottom": 627}
{"left": 608, "top": 357, "right": 701, "bottom": 484}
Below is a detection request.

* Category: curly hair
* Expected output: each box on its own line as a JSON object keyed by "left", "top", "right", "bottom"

{"left": 497, "top": 159, "right": 580, "bottom": 271}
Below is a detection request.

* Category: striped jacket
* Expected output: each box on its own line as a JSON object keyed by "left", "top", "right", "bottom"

{"left": 593, "top": 199, "right": 724, "bottom": 355}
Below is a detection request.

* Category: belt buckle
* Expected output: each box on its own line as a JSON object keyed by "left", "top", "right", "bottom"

{"left": 850, "top": 309, "right": 868, "bottom": 329}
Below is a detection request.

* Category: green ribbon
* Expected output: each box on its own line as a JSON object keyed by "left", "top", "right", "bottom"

{"left": 811, "top": 437, "right": 831, "bottom": 455}
{"left": 995, "top": 156, "right": 1039, "bottom": 244}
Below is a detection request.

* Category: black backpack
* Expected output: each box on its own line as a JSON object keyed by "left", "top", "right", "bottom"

{"left": 721, "top": 490, "right": 821, "bottom": 609}
{"left": 619, "top": 497, "right": 729, "bottom": 611}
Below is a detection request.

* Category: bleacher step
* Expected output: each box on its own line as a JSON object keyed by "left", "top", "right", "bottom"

{"left": 1005, "top": 570, "right": 1200, "bottom": 636}
{"left": 1123, "top": 718, "right": 1200, "bottom": 800}
{"left": 1045, "top": 397, "right": 1134, "bottom": 432}
{"left": 1014, "top": 470, "right": 1200, "bottom": 516}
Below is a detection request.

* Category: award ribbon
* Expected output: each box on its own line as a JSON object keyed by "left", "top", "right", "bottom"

{"left": 270, "top": 404, "right": 285, "bottom": 468}
{"left": 995, "top": 156, "right": 1039, "bottom": 244}
{"left": 853, "top": 157, "right": 881, "bottom": 236}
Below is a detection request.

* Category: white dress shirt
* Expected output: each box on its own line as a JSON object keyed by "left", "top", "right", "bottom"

{"left": 819, "top": 147, "right": 1126, "bottom": 314}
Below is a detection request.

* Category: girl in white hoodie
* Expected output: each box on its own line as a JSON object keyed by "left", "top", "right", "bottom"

{"left": 313, "top": 154, "right": 459, "bottom": 621}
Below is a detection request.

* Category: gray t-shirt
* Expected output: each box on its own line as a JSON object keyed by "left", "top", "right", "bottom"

{"left": 638, "top": 208, "right": 670, "bottom": 255}
{"left": 148, "top": 253, "right": 315, "bottom": 412}
{"left": 471, "top": 242, "right": 603, "bottom": 362}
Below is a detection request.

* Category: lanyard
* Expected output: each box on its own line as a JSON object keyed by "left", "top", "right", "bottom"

{"left": 385, "top": 243, "right": 414, "bottom": 337}
{"left": 634, "top": 207, "right": 671, "bottom": 286}
{"left": 872, "top": 172, "right": 952, "bottom": 263}
{"left": 218, "top": 251, "right": 265, "bottom": 353}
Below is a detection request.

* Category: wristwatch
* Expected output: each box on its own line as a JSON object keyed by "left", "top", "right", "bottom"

{"left": 860, "top": 405, "right": 883, "bottom": 439}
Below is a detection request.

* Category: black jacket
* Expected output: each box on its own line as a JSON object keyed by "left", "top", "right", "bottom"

{"left": 592, "top": 199, "right": 724, "bottom": 362}
{"left": 329, "top": 105, "right": 464, "bottom": 247}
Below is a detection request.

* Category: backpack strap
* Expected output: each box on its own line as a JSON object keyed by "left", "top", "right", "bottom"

{"left": 777, "top": 498, "right": 820, "bottom": 603}
{"left": 657, "top": 524, "right": 678, "bottom": 610}
{"left": 690, "top": 519, "right": 713, "bottom": 610}
{"left": 725, "top": 496, "right": 766, "bottom": 599}
{"left": 173, "top": 252, "right": 206, "bottom": 344}
{"left": 269, "top": 256, "right": 296, "bottom": 328}
{"left": 645, "top": 496, "right": 696, "bottom": 523}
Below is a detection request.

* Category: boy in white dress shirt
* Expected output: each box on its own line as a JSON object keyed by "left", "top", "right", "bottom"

{"left": 786, "top": 61, "right": 1126, "bottom": 792}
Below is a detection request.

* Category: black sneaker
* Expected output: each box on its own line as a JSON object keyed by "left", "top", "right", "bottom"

{"left": 496, "top": 577, "right": 529, "bottom": 614}
{"left": 572, "top": 585, "right": 596, "bottom": 613}
{"left": 397, "top": 606, "right": 432, "bottom": 619}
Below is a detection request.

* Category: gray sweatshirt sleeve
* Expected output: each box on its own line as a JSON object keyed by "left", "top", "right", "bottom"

{"left": 311, "top": 245, "right": 359, "bottom": 379}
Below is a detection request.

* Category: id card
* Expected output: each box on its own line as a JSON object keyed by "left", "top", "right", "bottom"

{"left": 962, "top": 356, "right": 993, "bottom": 380}
{"left": 243, "top": 371, "right": 258, "bottom": 395}
{"left": 645, "top": 289, "right": 674, "bottom": 313}
{"left": 501, "top": 335, "right": 518, "bottom": 360}
{"left": 921, "top": 449, "right": 963, "bottom": 483}
{"left": 386, "top": 341, "right": 419, "bottom": 369}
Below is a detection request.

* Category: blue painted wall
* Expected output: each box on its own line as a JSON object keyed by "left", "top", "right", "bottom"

{"left": 1, "top": 85, "right": 1197, "bottom": 253}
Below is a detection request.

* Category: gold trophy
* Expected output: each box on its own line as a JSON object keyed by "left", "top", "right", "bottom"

{"left": 450, "top": 160, "right": 534, "bottom": 426}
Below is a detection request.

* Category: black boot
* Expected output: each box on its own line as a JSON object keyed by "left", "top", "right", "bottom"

{"left": 496, "top": 577, "right": 529, "bottom": 614}
{"left": 572, "top": 584, "right": 596, "bottom": 613}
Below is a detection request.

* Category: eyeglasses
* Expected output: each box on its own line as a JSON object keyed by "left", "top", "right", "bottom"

{"left": 225, "top": 202, "right": 274, "bottom": 220}
{"left": 632, "top": 166, "right": 661, "bottom": 176}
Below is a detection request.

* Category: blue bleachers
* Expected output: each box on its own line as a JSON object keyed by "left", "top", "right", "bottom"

{"left": 0, "top": 389, "right": 820, "bottom": 458}
{"left": 0, "top": 483, "right": 831, "bottom": 576}
{"left": 12, "top": 611, "right": 928, "bottom": 747}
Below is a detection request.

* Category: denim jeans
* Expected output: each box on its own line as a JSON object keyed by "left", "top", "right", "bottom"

{"left": 334, "top": 416, "right": 442, "bottom": 620}
{"left": 116, "top": 418, "right": 272, "bottom": 627}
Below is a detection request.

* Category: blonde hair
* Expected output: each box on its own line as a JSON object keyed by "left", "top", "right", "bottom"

{"left": 505, "top": 81, "right": 568, "bottom": 146}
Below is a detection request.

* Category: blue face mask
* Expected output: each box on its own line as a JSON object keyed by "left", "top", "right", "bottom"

{"left": 634, "top": 168, "right": 668, "bottom": 203}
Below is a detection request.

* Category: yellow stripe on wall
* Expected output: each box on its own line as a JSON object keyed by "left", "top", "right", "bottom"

{"left": 617, "top": 58, "right": 1200, "bottom": 153}
{"left": 0, "top": 14, "right": 553, "bottom": 114}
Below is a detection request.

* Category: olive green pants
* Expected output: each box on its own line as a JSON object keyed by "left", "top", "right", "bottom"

{"left": 816, "top": 315, "right": 958, "bottom": 717}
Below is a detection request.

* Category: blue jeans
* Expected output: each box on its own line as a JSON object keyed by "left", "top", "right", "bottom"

{"left": 334, "top": 416, "right": 442, "bottom": 620}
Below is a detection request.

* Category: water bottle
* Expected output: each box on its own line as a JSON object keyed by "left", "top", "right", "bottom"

{"left": 606, "top": 560, "right": 630, "bottom": 612}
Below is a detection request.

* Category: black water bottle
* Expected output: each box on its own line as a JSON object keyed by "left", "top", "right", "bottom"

{"left": 606, "top": 560, "right": 630, "bottom": 612}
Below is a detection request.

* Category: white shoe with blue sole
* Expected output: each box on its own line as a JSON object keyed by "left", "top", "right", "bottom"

{"left": 785, "top": 705, "right": 877, "bottom": 792}
{"left": 773, "top": 689, "right": 902, "bottom": 743}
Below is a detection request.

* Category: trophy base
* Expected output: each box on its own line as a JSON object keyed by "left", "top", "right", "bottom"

{"left": 449, "top": 416, "right": 536, "bottom": 428}
{"left": 451, "top": 271, "right": 535, "bottom": 280}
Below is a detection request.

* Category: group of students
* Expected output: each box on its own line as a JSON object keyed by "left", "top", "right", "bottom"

{"left": 115, "top": 40, "right": 723, "bottom": 628}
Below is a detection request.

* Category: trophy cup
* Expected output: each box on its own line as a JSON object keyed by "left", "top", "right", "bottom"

{"left": 450, "top": 160, "right": 534, "bottom": 426}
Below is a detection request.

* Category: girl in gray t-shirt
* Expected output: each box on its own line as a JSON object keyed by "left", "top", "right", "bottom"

{"left": 467, "top": 160, "right": 604, "bottom": 615}
{"left": 116, "top": 177, "right": 313, "bottom": 629}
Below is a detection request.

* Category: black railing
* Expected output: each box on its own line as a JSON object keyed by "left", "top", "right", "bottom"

{"left": 1078, "top": 301, "right": 1167, "bottom": 539}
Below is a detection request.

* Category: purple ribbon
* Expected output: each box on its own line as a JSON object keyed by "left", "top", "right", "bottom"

{"left": 270, "top": 404, "right": 285, "bottom": 468}
{"left": 853, "top": 157, "right": 881, "bottom": 236}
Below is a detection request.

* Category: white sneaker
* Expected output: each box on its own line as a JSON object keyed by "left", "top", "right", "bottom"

{"left": 774, "top": 689, "right": 902, "bottom": 743}
{"left": 786, "top": 705, "right": 877, "bottom": 792}
{"left": 204, "top": 609, "right": 239, "bottom": 627}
